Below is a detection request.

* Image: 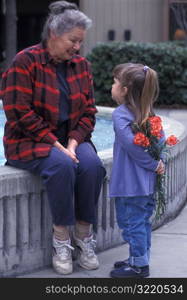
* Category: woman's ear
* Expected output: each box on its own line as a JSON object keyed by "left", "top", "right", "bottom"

{"left": 50, "top": 31, "right": 56, "bottom": 40}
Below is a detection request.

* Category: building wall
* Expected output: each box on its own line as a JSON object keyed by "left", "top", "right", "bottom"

{"left": 80, "top": 0, "right": 165, "bottom": 55}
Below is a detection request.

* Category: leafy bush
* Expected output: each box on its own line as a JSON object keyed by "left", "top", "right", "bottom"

{"left": 87, "top": 41, "right": 187, "bottom": 107}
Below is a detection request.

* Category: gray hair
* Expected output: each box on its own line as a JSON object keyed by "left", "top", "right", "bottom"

{"left": 42, "top": 1, "right": 92, "bottom": 41}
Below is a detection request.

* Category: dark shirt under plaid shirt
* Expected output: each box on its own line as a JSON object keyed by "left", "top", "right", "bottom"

{"left": 0, "top": 42, "right": 97, "bottom": 161}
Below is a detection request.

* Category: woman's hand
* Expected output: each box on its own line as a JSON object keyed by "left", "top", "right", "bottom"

{"left": 54, "top": 141, "right": 79, "bottom": 163}
{"left": 155, "top": 159, "right": 165, "bottom": 175}
{"left": 67, "top": 138, "right": 78, "bottom": 157}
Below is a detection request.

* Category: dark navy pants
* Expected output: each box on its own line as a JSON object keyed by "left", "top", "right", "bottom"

{"left": 7, "top": 143, "right": 106, "bottom": 226}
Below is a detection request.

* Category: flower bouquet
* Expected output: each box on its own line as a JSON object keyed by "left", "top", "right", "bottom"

{"left": 131, "top": 115, "right": 178, "bottom": 219}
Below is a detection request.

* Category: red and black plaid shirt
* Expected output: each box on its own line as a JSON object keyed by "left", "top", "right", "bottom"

{"left": 0, "top": 43, "right": 97, "bottom": 160}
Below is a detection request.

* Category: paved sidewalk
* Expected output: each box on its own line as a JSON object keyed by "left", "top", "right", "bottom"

{"left": 18, "top": 203, "right": 187, "bottom": 278}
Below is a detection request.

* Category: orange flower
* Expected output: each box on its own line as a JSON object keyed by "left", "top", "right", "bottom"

{"left": 166, "top": 135, "right": 178, "bottom": 146}
{"left": 148, "top": 116, "right": 163, "bottom": 138}
{"left": 150, "top": 128, "right": 163, "bottom": 138}
{"left": 148, "top": 116, "right": 162, "bottom": 124}
{"left": 134, "top": 132, "right": 150, "bottom": 147}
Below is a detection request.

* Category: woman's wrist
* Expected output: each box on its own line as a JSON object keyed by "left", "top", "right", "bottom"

{"left": 67, "top": 138, "right": 78, "bottom": 151}
{"left": 54, "top": 140, "right": 65, "bottom": 151}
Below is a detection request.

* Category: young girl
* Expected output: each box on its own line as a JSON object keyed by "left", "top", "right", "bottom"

{"left": 109, "top": 63, "right": 165, "bottom": 278}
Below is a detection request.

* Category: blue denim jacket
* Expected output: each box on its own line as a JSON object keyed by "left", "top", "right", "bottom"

{"left": 109, "top": 104, "right": 163, "bottom": 197}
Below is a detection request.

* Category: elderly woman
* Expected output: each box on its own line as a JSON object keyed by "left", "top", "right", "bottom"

{"left": 1, "top": 1, "right": 105, "bottom": 275}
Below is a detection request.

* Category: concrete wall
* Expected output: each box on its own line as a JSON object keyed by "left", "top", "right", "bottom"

{"left": 0, "top": 128, "right": 187, "bottom": 277}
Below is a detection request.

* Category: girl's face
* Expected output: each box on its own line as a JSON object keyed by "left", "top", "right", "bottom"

{"left": 48, "top": 27, "right": 86, "bottom": 62}
{"left": 111, "top": 78, "right": 127, "bottom": 104}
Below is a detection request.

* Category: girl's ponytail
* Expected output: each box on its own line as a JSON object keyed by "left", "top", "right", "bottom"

{"left": 140, "top": 67, "right": 159, "bottom": 126}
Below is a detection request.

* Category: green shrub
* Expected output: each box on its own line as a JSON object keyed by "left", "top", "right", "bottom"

{"left": 86, "top": 41, "right": 187, "bottom": 107}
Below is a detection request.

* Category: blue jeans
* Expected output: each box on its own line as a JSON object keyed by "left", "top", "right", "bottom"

{"left": 115, "top": 195, "right": 155, "bottom": 267}
{"left": 7, "top": 143, "right": 106, "bottom": 226}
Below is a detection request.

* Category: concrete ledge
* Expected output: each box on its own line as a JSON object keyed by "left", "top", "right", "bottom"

{"left": 0, "top": 166, "right": 52, "bottom": 277}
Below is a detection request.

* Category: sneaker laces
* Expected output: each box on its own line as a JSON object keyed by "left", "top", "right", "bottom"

{"left": 83, "top": 237, "right": 97, "bottom": 257}
{"left": 53, "top": 238, "right": 74, "bottom": 257}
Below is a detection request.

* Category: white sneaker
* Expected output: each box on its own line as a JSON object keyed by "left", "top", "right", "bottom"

{"left": 52, "top": 237, "right": 74, "bottom": 275}
{"left": 73, "top": 234, "right": 99, "bottom": 270}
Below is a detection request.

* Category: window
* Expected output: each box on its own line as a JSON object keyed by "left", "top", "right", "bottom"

{"left": 164, "top": 0, "right": 187, "bottom": 41}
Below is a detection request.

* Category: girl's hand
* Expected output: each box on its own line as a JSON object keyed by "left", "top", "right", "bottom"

{"left": 54, "top": 141, "right": 79, "bottom": 163}
{"left": 155, "top": 159, "right": 165, "bottom": 175}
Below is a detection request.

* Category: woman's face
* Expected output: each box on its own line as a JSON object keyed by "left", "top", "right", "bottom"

{"left": 48, "top": 27, "right": 86, "bottom": 62}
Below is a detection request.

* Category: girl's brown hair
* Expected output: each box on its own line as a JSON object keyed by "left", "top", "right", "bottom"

{"left": 113, "top": 63, "right": 159, "bottom": 127}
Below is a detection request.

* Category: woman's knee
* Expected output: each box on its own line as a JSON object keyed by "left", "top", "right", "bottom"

{"left": 40, "top": 147, "right": 76, "bottom": 177}
{"left": 77, "top": 144, "right": 105, "bottom": 175}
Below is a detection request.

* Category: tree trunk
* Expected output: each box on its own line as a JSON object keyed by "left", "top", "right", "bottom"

{"left": 5, "top": 0, "right": 17, "bottom": 68}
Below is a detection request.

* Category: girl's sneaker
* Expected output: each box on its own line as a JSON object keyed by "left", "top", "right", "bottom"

{"left": 114, "top": 258, "right": 129, "bottom": 268}
{"left": 110, "top": 265, "right": 149, "bottom": 278}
